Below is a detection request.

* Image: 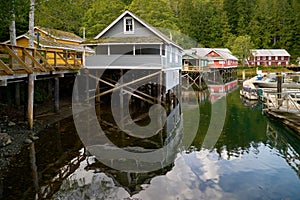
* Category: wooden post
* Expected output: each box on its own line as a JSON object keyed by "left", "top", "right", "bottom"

{"left": 28, "top": 74, "right": 35, "bottom": 130}
{"left": 242, "top": 69, "right": 246, "bottom": 80}
{"left": 85, "top": 69, "right": 89, "bottom": 102}
{"left": 277, "top": 73, "right": 282, "bottom": 106}
{"left": 15, "top": 82, "right": 20, "bottom": 106}
{"left": 96, "top": 71, "right": 101, "bottom": 116}
{"left": 54, "top": 77, "right": 59, "bottom": 112}
{"left": 120, "top": 69, "right": 124, "bottom": 128}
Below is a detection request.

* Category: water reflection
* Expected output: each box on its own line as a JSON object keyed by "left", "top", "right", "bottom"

{"left": 2, "top": 84, "right": 300, "bottom": 199}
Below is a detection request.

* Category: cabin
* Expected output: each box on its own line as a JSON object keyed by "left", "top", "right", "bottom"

{"left": 248, "top": 49, "right": 290, "bottom": 67}
{"left": 78, "top": 11, "right": 183, "bottom": 170}
{"left": 183, "top": 48, "right": 238, "bottom": 69}
{"left": 83, "top": 10, "right": 183, "bottom": 91}
{"left": 182, "top": 49, "right": 209, "bottom": 71}
{"left": 3, "top": 27, "right": 93, "bottom": 65}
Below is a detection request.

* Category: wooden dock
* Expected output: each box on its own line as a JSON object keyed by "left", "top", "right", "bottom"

{"left": 265, "top": 110, "right": 300, "bottom": 133}
{"left": 0, "top": 44, "right": 83, "bottom": 129}
{"left": 263, "top": 91, "right": 300, "bottom": 133}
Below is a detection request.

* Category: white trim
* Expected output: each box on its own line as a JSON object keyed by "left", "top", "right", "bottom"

{"left": 93, "top": 10, "right": 183, "bottom": 50}
{"left": 85, "top": 65, "right": 163, "bottom": 69}
{"left": 124, "top": 17, "right": 134, "bottom": 34}
{"left": 88, "top": 42, "right": 163, "bottom": 46}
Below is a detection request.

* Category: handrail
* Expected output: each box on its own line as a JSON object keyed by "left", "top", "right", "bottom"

{"left": 0, "top": 44, "right": 83, "bottom": 75}
{"left": 264, "top": 91, "right": 300, "bottom": 113}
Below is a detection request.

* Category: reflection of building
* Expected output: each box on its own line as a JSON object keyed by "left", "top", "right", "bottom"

{"left": 74, "top": 10, "right": 184, "bottom": 173}
{"left": 248, "top": 49, "right": 290, "bottom": 67}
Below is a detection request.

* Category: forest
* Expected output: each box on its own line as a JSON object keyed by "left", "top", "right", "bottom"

{"left": 1, "top": 0, "right": 300, "bottom": 62}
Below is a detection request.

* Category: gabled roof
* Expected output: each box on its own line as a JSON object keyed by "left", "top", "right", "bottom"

{"left": 185, "top": 48, "right": 238, "bottom": 61}
{"left": 92, "top": 10, "right": 182, "bottom": 50}
{"left": 35, "top": 27, "right": 83, "bottom": 43}
{"left": 3, "top": 33, "right": 93, "bottom": 53}
{"left": 250, "top": 49, "right": 290, "bottom": 57}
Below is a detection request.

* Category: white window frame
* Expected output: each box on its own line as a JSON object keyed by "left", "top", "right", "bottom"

{"left": 124, "top": 17, "right": 134, "bottom": 34}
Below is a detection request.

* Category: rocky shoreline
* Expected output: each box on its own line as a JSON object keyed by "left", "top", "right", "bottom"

{"left": 0, "top": 99, "right": 73, "bottom": 172}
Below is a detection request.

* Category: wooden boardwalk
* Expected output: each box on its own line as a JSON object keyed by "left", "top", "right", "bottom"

{"left": 0, "top": 44, "right": 83, "bottom": 77}
{"left": 265, "top": 110, "right": 300, "bottom": 133}
{"left": 263, "top": 91, "right": 300, "bottom": 134}
{"left": 0, "top": 44, "right": 84, "bottom": 129}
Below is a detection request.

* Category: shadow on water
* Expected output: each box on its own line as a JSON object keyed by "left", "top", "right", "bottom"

{"left": 1, "top": 84, "right": 300, "bottom": 199}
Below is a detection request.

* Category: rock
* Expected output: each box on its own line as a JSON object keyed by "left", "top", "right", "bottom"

{"left": 24, "top": 139, "right": 33, "bottom": 144}
{"left": 0, "top": 133, "right": 12, "bottom": 147}
{"left": 8, "top": 121, "right": 16, "bottom": 126}
{"left": 30, "top": 136, "right": 39, "bottom": 141}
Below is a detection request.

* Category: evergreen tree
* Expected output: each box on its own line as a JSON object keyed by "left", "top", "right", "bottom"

{"left": 35, "top": 0, "right": 93, "bottom": 37}
{"left": 82, "top": 0, "right": 126, "bottom": 38}
{"left": 129, "top": 0, "right": 178, "bottom": 30}
{"left": 0, "top": 0, "right": 30, "bottom": 42}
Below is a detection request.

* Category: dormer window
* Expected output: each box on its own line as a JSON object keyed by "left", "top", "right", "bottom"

{"left": 124, "top": 17, "right": 134, "bottom": 34}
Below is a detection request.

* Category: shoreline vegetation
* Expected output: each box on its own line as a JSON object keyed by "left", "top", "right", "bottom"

{"left": 237, "top": 66, "right": 295, "bottom": 79}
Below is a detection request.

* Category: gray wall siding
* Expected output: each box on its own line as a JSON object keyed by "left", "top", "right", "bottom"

{"left": 86, "top": 55, "right": 162, "bottom": 67}
{"left": 102, "top": 15, "right": 155, "bottom": 38}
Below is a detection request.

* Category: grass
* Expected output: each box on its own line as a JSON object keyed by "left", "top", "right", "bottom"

{"left": 237, "top": 66, "right": 293, "bottom": 78}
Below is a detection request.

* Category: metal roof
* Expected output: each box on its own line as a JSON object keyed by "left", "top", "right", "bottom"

{"left": 184, "top": 48, "right": 238, "bottom": 61}
{"left": 251, "top": 49, "right": 290, "bottom": 57}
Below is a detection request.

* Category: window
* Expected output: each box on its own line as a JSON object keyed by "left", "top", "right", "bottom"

{"left": 124, "top": 17, "right": 134, "bottom": 34}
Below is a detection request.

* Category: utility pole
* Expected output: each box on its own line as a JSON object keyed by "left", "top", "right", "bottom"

{"left": 28, "top": 0, "right": 35, "bottom": 130}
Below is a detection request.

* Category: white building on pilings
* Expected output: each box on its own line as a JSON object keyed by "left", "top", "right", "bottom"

{"left": 79, "top": 10, "right": 184, "bottom": 171}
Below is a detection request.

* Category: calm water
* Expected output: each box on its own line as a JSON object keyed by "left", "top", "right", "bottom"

{"left": 1, "top": 86, "right": 300, "bottom": 200}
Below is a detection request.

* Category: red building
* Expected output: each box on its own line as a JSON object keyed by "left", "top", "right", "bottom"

{"left": 184, "top": 48, "right": 238, "bottom": 69}
{"left": 248, "top": 49, "right": 290, "bottom": 67}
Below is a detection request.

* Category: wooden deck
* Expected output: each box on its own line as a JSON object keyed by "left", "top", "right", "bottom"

{"left": 0, "top": 44, "right": 83, "bottom": 76}
{"left": 265, "top": 110, "right": 300, "bottom": 133}
{"left": 263, "top": 91, "right": 300, "bottom": 133}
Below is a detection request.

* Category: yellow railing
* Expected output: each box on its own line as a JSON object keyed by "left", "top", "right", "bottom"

{"left": 0, "top": 44, "right": 83, "bottom": 75}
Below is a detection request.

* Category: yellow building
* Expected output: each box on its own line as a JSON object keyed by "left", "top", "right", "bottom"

{"left": 3, "top": 27, "right": 93, "bottom": 66}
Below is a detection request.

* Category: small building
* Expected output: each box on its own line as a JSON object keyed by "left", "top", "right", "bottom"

{"left": 3, "top": 27, "right": 93, "bottom": 65}
{"left": 83, "top": 10, "right": 183, "bottom": 91}
{"left": 182, "top": 49, "right": 208, "bottom": 71}
{"left": 248, "top": 49, "right": 290, "bottom": 67}
{"left": 183, "top": 48, "right": 238, "bottom": 69}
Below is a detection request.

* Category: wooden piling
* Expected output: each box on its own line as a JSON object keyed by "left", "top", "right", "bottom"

{"left": 28, "top": 74, "right": 35, "bottom": 130}
{"left": 15, "top": 82, "right": 20, "bottom": 106}
{"left": 277, "top": 73, "right": 282, "bottom": 102}
{"left": 54, "top": 77, "right": 59, "bottom": 113}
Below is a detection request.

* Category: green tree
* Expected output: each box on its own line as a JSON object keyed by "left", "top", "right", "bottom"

{"left": 82, "top": 0, "right": 125, "bottom": 38}
{"left": 129, "top": 0, "right": 178, "bottom": 30}
{"left": 230, "top": 35, "right": 254, "bottom": 66}
{"left": 35, "top": 0, "right": 93, "bottom": 37}
{"left": 0, "top": 0, "right": 30, "bottom": 42}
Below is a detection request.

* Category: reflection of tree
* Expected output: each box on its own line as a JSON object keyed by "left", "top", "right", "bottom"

{"left": 189, "top": 86, "right": 269, "bottom": 159}
{"left": 266, "top": 119, "right": 300, "bottom": 178}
